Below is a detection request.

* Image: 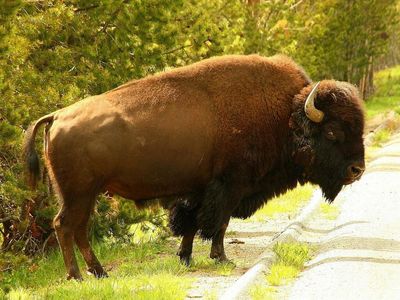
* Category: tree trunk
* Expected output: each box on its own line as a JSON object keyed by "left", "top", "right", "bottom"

{"left": 359, "top": 56, "right": 374, "bottom": 100}
{"left": 367, "top": 57, "right": 374, "bottom": 97}
{"left": 246, "top": 0, "right": 260, "bottom": 4}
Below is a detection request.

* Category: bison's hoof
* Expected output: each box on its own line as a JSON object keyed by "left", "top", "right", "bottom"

{"left": 179, "top": 255, "right": 192, "bottom": 267}
{"left": 87, "top": 266, "right": 108, "bottom": 279}
{"left": 210, "top": 253, "right": 234, "bottom": 265}
{"left": 221, "top": 259, "right": 236, "bottom": 267}
{"left": 66, "top": 274, "right": 83, "bottom": 281}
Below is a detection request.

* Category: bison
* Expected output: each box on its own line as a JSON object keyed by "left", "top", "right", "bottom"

{"left": 24, "top": 54, "right": 365, "bottom": 280}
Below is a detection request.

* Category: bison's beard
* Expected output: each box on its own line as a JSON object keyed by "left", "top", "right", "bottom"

{"left": 319, "top": 179, "right": 343, "bottom": 203}
{"left": 307, "top": 160, "right": 346, "bottom": 203}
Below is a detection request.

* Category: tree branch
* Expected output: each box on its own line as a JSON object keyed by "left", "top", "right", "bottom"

{"left": 162, "top": 44, "right": 193, "bottom": 55}
{"left": 74, "top": 4, "right": 99, "bottom": 13}
{"left": 0, "top": 216, "right": 17, "bottom": 223}
{"left": 100, "top": 0, "right": 130, "bottom": 33}
{"left": 290, "top": 0, "right": 304, "bottom": 10}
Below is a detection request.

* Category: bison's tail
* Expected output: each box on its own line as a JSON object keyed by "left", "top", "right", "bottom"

{"left": 23, "top": 114, "right": 54, "bottom": 189}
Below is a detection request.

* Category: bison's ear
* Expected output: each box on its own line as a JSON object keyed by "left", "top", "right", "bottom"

{"left": 293, "top": 146, "right": 314, "bottom": 167}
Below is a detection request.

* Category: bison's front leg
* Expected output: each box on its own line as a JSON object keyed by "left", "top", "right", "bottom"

{"left": 210, "top": 221, "right": 229, "bottom": 262}
{"left": 169, "top": 199, "right": 199, "bottom": 266}
{"left": 177, "top": 228, "right": 197, "bottom": 266}
{"left": 197, "top": 177, "right": 244, "bottom": 262}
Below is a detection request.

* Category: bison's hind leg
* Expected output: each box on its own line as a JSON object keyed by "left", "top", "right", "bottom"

{"left": 54, "top": 192, "right": 107, "bottom": 280}
{"left": 73, "top": 197, "right": 108, "bottom": 278}
{"left": 53, "top": 202, "right": 83, "bottom": 280}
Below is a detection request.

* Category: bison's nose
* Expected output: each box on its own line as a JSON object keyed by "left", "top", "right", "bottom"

{"left": 347, "top": 162, "right": 365, "bottom": 180}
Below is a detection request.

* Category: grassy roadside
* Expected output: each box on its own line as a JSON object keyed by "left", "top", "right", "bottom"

{"left": 267, "top": 242, "right": 311, "bottom": 286}
{"left": 1, "top": 240, "right": 185, "bottom": 299}
{"left": 250, "top": 242, "right": 312, "bottom": 300}
{"left": 0, "top": 238, "right": 235, "bottom": 299}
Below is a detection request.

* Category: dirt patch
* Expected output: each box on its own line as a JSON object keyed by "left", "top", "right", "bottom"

{"left": 365, "top": 111, "right": 400, "bottom": 146}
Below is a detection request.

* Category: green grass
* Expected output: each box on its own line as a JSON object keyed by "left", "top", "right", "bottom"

{"left": 250, "top": 242, "right": 312, "bottom": 299}
{"left": 189, "top": 256, "right": 235, "bottom": 276}
{"left": 266, "top": 242, "right": 311, "bottom": 286}
{"left": 365, "top": 65, "right": 400, "bottom": 119}
{"left": 372, "top": 128, "right": 392, "bottom": 147}
{"left": 319, "top": 202, "right": 339, "bottom": 220}
{"left": 250, "top": 285, "right": 277, "bottom": 300}
{"left": 1, "top": 241, "right": 188, "bottom": 299}
{"left": 365, "top": 65, "right": 400, "bottom": 160}
{"left": 247, "top": 184, "right": 314, "bottom": 221}
{"left": 267, "top": 264, "right": 300, "bottom": 286}
{"left": 366, "top": 96, "right": 400, "bottom": 119}
{"left": 0, "top": 238, "right": 235, "bottom": 299}
{"left": 6, "top": 274, "right": 191, "bottom": 300}
{"left": 365, "top": 128, "right": 397, "bottom": 161}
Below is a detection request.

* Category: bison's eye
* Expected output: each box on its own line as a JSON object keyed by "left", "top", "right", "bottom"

{"left": 323, "top": 124, "right": 345, "bottom": 142}
{"left": 326, "top": 131, "right": 336, "bottom": 141}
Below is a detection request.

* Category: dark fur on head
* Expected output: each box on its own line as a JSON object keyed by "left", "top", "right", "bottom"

{"left": 290, "top": 80, "right": 365, "bottom": 202}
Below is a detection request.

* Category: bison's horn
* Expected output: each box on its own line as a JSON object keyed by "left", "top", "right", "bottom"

{"left": 304, "top": 82, "right": 324, "bottom": 123}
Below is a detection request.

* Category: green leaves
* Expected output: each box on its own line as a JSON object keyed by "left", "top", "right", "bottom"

{"left": 293, "top": 0, "right": 398, "bottom": 83}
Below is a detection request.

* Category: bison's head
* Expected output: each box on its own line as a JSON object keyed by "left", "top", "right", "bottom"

{"left": 290, "top": 80, "right": 365, "bottom": 202}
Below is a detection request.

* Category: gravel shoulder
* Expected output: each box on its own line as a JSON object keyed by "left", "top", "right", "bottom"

{"left": 186, "top": 218, "right": 306, "bottom": 299}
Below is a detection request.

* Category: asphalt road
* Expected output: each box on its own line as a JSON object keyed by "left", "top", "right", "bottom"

{"left": 289, "top": 133, "right": 400, "bottom": 300}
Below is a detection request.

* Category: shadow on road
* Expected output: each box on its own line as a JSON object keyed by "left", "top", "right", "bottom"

{"left": 287, "top": 220, "right": 369, "bottom": 234}
{"left": 306, "top": 255, "right": 400, "bottom": 269}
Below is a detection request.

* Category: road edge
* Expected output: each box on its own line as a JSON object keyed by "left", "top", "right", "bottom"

{"left": 219, "top": 189, "right": 323, "bottom": 300}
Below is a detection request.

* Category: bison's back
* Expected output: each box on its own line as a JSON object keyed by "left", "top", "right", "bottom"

{"left": 106, "top": 54, "right": 309, "bottom": 173}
